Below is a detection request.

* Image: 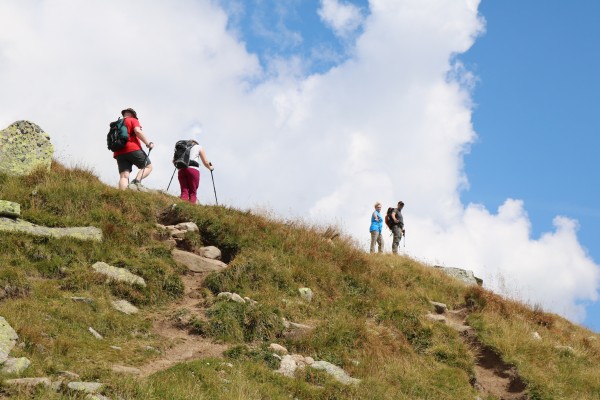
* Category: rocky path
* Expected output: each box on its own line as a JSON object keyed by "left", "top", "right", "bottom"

{"left": 441, "top": 307, "right": 528, "bottom": 400}
{"left": 137, "top": 272, "right": 228, "bottom": 377}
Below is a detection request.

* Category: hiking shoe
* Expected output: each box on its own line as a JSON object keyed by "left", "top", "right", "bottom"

{"left": 131, "top": 179, "right": 141, "bottom": 185}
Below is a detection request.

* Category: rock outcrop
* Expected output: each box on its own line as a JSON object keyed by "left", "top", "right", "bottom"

{"left": 0, "top": 200, "right": 20, "bottom": 218}
{"left": 434, "top": 265, "right": 483, "bottom": 286}
{"left": 0, "top": 121, "right": 53, "bottom": 176}
{"left": 91, "top": 262, "right": 146, "bottom": 287}
{"left": 0, "top": 216, "right": 103, "bottom": 241}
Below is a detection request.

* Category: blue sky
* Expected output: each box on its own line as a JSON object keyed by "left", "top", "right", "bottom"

{"left": 458, "top": 1, "right": 600, "bottom": 331}
{"left": 0, "top": 0, "right": 598, "bottom": 331}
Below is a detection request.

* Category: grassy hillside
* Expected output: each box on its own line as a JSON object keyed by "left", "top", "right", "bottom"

{"left": 0, "top": 163, "right": 598, "bottom": 399}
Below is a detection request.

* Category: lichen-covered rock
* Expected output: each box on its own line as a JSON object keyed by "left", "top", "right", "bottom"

{"left": 0, "top": 217, "right": 102, "bottom": 241}
{"left": 0, "top": 121, "right": 53, "bottom": 176}
{"left": 0, "top": 200, "right": 20, "bottom": 218}
{"left": 310, "top": 360, "right": 361, "bottom": 385}
{"left": 1, "top": 357, "right": 31, "bottom": 374}
{"left": 298, "top": 287, "right": 313, "bottom": 302}
{"left": 91, "top": 262, "right": 146, "bottom": 287}
{"left": 67, "top": 381, "right": 103, "bottom": 393}
{"left": 111, "top": 299, "right": 139, "bottom": 315}
{"left": 0, "top": 316, "right": 18, "bottom": 363}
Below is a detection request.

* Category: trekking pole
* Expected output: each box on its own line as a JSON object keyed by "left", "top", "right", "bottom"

{"left": 138, "top": 148, "right": 152, "bottom": 184}
{"left": 166, "top": 167, "right": 177, "bottom": 191}
{"left": 209, "top": 163, "right": 218, "bottom": 205}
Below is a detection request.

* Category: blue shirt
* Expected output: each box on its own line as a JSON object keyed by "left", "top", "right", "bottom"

{"left": 370, "top": 210, "right": 383, "bottom": 232}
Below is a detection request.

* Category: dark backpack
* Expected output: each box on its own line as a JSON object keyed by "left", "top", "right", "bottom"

{"left": 384, "top": 207, "right": 395, "bottom": 229}
{"left": 106, "top": 118, "right": 129, "bottom": 151}
{"left": 173, "top": 140, "right": 199, "bottom": 169}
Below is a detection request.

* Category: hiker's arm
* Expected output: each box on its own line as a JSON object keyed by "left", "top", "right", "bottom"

{"left": 373, "top": 211, "right": 380, "bottom": 221}
{"left": 133, "top": 127, "right": 154, "bottom": 149}
{"left": 198, "top": 148, "right": 214, "bottom": 170}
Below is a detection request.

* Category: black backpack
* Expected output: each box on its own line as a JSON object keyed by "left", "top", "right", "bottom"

{"left": 384, "top": 207, "right": 395, "bottom": 229}
{"left": 173, "top": 140, "right": 199, "bottom": 169}
{"left": 106, "top": 117, "right": 129, "bottom": 151}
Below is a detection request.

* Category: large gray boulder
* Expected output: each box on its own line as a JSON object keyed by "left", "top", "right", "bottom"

{"left": 0, "top": 121, "right": 53, "bottom": 176}
{"left": 434, "top": 266, "right": 483, "bottom": 286}
{"left": 0, "top": 316, "right": 18, "bottom": 363}
{"left": 171, "top": 249, "right": 227, "bottom": 273}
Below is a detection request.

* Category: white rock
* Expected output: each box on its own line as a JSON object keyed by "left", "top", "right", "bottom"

{"left": 91, "top": 262, "right": 146, "bottom": 287}
{"left": 111, "top": 299, "right": 139, "bottom": 315}
{"left": 198, "top": 246, "right": 221, "bottom": 260}
{"left": 0, "top": 316, "right": 19, "bottom": 363}
{"left": 275, "top": 355, "right": 298, "bottom": 377}
{"left": 298, "top": 288, "right": 313, "bottom": 302}
{"left": 88, "top": 327, "right": 103, "bottom": 340}
{"left": 310, "top": 360, "right": 361, "bottom": 385}
{"left": 230, "top": 293, "right": 246, "bottom": 303}
{"left": 175, "top": 222, "right": 199, "bottom": 232}
{"left": 67, "top": 381, "right": 104, "bottom": 393}
{"left": 269, "top": 343, "right": 288, "bottom": 355}
{"left": 1, "top": 357, "right": 31, "bottom": 374}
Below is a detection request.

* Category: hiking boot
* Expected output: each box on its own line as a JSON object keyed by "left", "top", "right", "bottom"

{"left": 131, "top": 179, "right": 141, "bottom": 185}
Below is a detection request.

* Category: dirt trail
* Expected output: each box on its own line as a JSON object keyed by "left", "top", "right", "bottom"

{"left": 137, "top": 272, "right": 228, "bottom": 377}
{"left": 445, "top": 309, "right": 528, "bottom": 400}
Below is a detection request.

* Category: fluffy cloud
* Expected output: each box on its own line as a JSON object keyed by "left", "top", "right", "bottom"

{"left": 0, "top": 0, "right": 597, "bottom": 323}
{"left": 318, "top": 0, "right": 365, "bottom": 38}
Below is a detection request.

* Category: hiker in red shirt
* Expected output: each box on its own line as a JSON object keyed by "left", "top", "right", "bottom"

{"left": 113, "top": 108, "right": 155, "bottom": 190}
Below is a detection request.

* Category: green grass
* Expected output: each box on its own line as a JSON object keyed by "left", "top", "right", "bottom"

{"left": 0, "top": 162, "right": 598, "bottom": 399}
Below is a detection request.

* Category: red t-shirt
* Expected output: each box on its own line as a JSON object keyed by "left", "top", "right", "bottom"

{"left": 113, "top": 117, "right": 142, "bottom": 157}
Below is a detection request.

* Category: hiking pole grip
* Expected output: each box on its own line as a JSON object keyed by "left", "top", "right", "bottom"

{"left": 138, "top": 148, "right": 152, "bottom": 184}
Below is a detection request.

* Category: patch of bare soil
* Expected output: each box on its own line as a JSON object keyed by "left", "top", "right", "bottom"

{"left": 138, "top": 272, "right": 228, "bottom": 377}
{"left": 445, "top": 309, "right": 528, "bottom": 400}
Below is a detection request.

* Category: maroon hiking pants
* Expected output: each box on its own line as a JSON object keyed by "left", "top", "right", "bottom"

{"left": 178, "top": 167, "right": 200, "bottom": 204}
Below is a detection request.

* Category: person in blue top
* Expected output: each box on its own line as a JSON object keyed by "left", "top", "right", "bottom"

{"left": 370, "top": 202, "right": 384, "bottom": 253}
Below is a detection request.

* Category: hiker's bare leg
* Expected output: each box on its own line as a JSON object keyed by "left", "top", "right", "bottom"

{"left": 118, "top": 171, "right": 130, "bottom": 190}
{"left": 135, "top": 164, "right": 153, "bottom": 181}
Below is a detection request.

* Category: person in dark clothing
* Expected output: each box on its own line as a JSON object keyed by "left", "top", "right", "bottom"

{"left": 391, "top": 201, "right": 405, "bottom": 254}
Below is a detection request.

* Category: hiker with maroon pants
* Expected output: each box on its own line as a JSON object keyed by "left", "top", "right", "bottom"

{"left": 175, "top": 140, "right": 213, "bottom": 203}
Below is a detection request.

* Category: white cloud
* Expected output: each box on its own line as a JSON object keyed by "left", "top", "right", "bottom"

{"left": 318, "top": 0, "right": 364, "bottom": 38}
{"left": 0, "top": 0, "right": 598, "bottom": 324}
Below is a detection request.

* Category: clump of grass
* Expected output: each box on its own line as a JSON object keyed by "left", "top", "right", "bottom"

{"left": 0, "top": 267, "right": 30, "bottom": 300}
{"left": 202, "top": 300, "right": 284, "bottom": 342}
